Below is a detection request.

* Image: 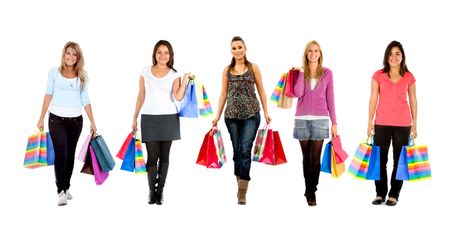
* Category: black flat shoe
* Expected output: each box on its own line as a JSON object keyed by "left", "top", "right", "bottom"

{"left": 372, "top": 196, "right": 385, "bottom": 205}
{"left": 385, "top": 198, "right": 397, "bottom": 206}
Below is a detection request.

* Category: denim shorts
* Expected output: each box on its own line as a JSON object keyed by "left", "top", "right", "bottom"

{"left": 293, "top": 119, "right": 329, "bottom": 141}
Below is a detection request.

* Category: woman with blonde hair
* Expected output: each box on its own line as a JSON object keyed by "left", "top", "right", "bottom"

{"left": 37, "top": 41, "right": 97, "bottom": 206}
{"left": 292, "top": 40, "right": 338, "bottom": 206}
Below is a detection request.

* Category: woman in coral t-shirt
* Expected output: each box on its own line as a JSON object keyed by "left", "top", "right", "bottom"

{"left": 368, "top": 41, "right": 417, "bottom": 206}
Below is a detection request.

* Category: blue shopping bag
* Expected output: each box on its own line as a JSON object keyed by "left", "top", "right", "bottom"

{"left": 320, "top": 141, "right": 332, "bottom": 173}
{"left": 120, "top": 137, "right": 136, "bottom": 172}
{"left": 90, "top": 134, "right": 116, "bottom": 172}
{"left": 366, "top": 143, "right": 380, "bottom": 180}
{"left": 179, "top": 80, "right": 199, "bottom": 118}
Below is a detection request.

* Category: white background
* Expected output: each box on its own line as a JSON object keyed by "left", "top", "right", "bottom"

{"left": 1, "top": 0, "right": 448, "bottom": 230}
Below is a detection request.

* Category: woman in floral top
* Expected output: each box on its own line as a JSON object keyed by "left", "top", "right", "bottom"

{"left": 213, "top": 36, "right": 271, "bottom": 205}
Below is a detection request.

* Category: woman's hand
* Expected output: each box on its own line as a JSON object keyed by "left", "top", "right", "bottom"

{"left": 37, "top": 118, "right": 44, "bottom": 131}
{"left": 212, "top": 116, "right": 220, "bottom": 127}
{"left": 411, "top": 124, "right": 417, "bottom": 138}
{"left": 264, "top": 113, "right": 272, "bottom": 124}
{"left": 132, "top": 119, "right": 138, "bottom": 132}
{"left": 331, "top": 124, "right": 338, "bottom": 138}
{"left": 367, "top": 121, "right": 374, "bottom": 137}
{"left": 90, "top": 122, "right": 97, "bottom": 134}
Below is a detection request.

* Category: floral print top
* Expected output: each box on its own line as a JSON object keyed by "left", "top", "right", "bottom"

{"left": 224, "top": 69, "right": 260, "bottom": 120}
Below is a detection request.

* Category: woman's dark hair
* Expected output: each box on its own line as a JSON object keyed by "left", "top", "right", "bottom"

{"left": 383, "top": 40, "right": 408, "bottom": 77}
{"left": 152, "top": 40, "right": 177, "bottom": 72}
{"left": 228, "top": 36, "right": 252, "bottom": 74}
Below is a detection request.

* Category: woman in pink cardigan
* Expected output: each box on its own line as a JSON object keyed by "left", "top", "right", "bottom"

{"left": 292, "top": 40, "right": 338, "bottom": 206}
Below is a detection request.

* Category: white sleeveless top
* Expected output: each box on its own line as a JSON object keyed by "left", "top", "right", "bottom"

{"left": 141, "top": 66, "right": 179, "bottom": 115}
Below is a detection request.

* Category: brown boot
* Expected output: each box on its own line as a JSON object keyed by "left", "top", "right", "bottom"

{"left": 237, "top": 180, "right": 249, "bottom": 205}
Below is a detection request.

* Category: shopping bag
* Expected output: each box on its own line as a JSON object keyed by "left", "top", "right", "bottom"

{"left": 213, "top": 129, "right": 227, "bottom": 167}
{"left": 134, "top": 138, "right": 147, "bottom": 173}
{"left": 252, "top": 125, "right": 286, "bottom": 165}
{"left": 284, "top": 69, "right": 298, "bottom": 98}
{"left": 23, "top": 131, "right": 48, "bottom": 168}
{"left": 117, "top": 133, "right": 134, "bottom": 160}
{"left": 331, "top": 146, "right": 345, "bottom": 177}
{"left": 90, "top": 145, "right": 109, "bottom": 185}
{"left": 198, "top": 83, "right": 213, "bottom": 117}
{"left": 366, "top": 143, "right": 380, "bottom": 180}
{"left": 90, "top": 134, "right": 116, "bottom": 172}
{"left": 396, "top": 146, "right": 409, "bottom": 180}
{"left": 348, "top": 136, "right": 380, "bottom": 180}
{"left": 120, "top": 136, "right": 136, "bottom": 172}
{"left": 46, "top": 132, "right": 55, "bottom": 166}
{"left": 332, "top": 135, "right": 348, "bottom": 164}
{"left": 270, "top": 73, "right": 286, "bottom": 104}
{"left": 252, "top": 125, "right": 271, "bottom": 162}
{"left": 396, "top": 138, "right": 431, "bottom": 181}
{"left": 179, "top": 80, "right": 199, "bottom": 118}
{"left": 272, "top": 131, "right": 287, "bottom": 165}
{"left": 197, "top": 128, "right": 226, "bottom": 168}
{"left": 270, "top": 73, "right": 292, "bottom": 109}
{"left": 406, "top": 142, "right": 431, "bottom": 181}
{"left": 77, "top": 134, "right": 92, "bottom": 162}
{"left": 320, "top": 141, "right": 332, "bottom": 173}
{"left": 80, "top": 146, "right": 94, "bottom": 175}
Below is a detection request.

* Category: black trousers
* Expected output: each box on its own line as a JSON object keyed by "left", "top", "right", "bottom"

{"left": 374, "top": 125, "right": 411, "bottom": 200}
{"left": 48, "top": 113, "right": 83, "bottom": 194}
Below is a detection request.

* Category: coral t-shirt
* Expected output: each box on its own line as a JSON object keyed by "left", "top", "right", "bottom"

{"left": 373, "top": 69, "right": 415, "bottom": 126}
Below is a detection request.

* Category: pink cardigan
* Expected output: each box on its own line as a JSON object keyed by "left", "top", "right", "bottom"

{"left": 293, "top": 67, "right": 337, "bottom": 125}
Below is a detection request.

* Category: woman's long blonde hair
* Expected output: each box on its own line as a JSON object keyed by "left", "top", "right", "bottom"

{"left": 302, "top": 40, "right": 324, "bottom": 79}
{"left": 59, "top": 41, "right": 87, "bottom": 89}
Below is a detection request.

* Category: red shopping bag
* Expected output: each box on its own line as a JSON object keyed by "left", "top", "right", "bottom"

{"left": 253, "top": 126, "right": 287, "bottom": 165}
{"left": 116, "top": 132, "right": 134, "bottom": 160}
{"left": 284, "top": 69, "right": 299, "bottom": 98}
{"left": 272, "top": 131, "right": 287, "bottom": 165}
{"left": 197, "top": 128, "right": 226, "bottom": 169}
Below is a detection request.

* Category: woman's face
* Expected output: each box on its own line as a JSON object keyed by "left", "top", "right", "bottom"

{"left": 155, "top": 45, "right": 170, "bottom": 65}
{"left": 231, "top": 41, "right": 246, "bottom": 60}
{"left": 64, "top": 47, "right": 78, "bottom": 67}
{"left": 306, "top": 44, "right": 321, "bottom": 64}
{"left": 388, "top": 46, "right": 402, "bottom": 68}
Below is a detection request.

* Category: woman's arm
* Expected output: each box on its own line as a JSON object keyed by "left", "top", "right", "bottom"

{"left": 325, "top": 71, "right": 338, "bottom": 137}
{"left": 212, "top": 67, "right": 229, "bottom": 126}
{"left": 132, "top": 76, "right": 146, "bottom": 131}
{"left": 253, "top": 64, "right": 271, "bottom": 124}
{"left": 408, "top": 83, "right": 417, "bottom": 137}
{"left": 368, "top": 79, "right": 379, "bottom": 136}
{"left": 37, "top": 94, "right": 53, "bottom": 130}
{"left": 83, "top": 104, "right": 97, "bottom": 133}
{"left": 172, "top": 73, "right": 191, "bottom": 101}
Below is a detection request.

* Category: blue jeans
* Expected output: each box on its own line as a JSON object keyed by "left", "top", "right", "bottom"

{"left": 225, "top": 113, "right": 260, "bottom": 181}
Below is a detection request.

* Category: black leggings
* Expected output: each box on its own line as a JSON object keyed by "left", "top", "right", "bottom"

{"left": 48, "top": 113, "right": 83, "bottom": 194}
{"left": 300, "top": 140, "right": 324, "bottom": 195}
{"left": 145, "top": 141, "right": 172, "bottom": 168}
{"left": 374, "top": 125, "right": 411, "bottom": 200}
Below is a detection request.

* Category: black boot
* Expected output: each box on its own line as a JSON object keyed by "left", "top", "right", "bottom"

{"left": 147, "top": 166, "right": 157, "bottom": 204}
{"left": 155, "top": 163, "right": 169, "bottom": 205}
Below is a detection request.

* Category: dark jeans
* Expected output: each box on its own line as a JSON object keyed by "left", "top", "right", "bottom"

{"left": 225, "top": 113, "right": 260, "bottom": 181}
{"left": 48, "top": 113, "right": 83, "bottom": 194}
{"left": 145, "top": 141, "right": 172, "bottom": 167}
{"left": 374, "top": 125, "right": 411, "bottom": 200}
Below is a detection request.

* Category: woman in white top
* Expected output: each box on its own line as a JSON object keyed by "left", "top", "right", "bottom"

{"left": 132, "top": 40, "right": 190, "bottom": 205}
{"left": 37, "top": 41, "right": 97, "bottom": 206}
